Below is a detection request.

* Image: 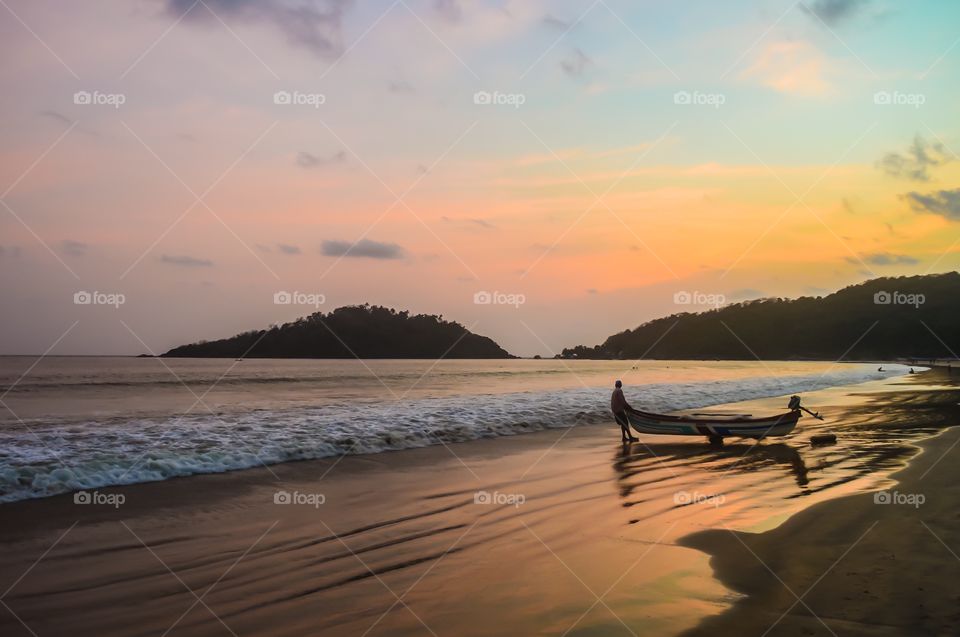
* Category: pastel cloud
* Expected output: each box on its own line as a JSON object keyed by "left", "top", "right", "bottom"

{"left": 741, "top": 41, "right": 829, "bottom": 96}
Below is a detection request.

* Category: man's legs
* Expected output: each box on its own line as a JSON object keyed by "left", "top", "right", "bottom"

{"left": 614, "top": 411, "right": 637, "bottom": 442}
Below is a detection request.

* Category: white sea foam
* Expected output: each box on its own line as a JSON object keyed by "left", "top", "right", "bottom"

{"left": 0, "top": 364, "right": 910, "bottom": 503}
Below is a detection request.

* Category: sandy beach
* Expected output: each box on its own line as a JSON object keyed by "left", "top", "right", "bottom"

{"left": 1, "top": 369, "right": 957, "bottom": 636}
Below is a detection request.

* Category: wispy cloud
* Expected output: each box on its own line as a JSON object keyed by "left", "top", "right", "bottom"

{"left": 297, "top": 150, "right": 346, "bottom": 168}
{"left": 60, "top": 240, "right": 87, "bottom": 257}
{"left": 38, "top": 110, "right": 74, "bottom": 126}
{"left": 729, "top": 288, "right": 766, "bottom": 300}
{"left": 561, "top": 48, "right": 592, "bottom": 77}
{"left": 543, "top": 14, "right": 572, "bottom": 30}
{"left": 846, "top": 252, "right": 919, "bottom": 265}
{"left": 160, "top": 254, "right": 214, "bottom": 267}
{"left": 903, "top": 188, "right": 960, "bottom": 221}
{"left": 741, "top": 41, "right": 829, "bottom": 95}
{"left": 321, "top": 239, "right": 405, "bottom": 259}
{"left": 277, "top": 243, "right": 301, "bottom": 255}
{"left": 434, "top": 0, "right": 461, "bottom": 23}
{"left": 441, "top": 216, "right": 496, "bottom": 230}
{"left": 877, "top": 135, "right": 953, "bottom": 182}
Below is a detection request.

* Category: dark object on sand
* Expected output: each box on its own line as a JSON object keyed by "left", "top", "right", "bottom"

{"left": 810, "top": 433, "right": 837, "bottom": 446}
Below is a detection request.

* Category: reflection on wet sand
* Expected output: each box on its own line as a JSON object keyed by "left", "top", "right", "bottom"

{"left": 616, "top": 441, "right": 810, "bottom": 493}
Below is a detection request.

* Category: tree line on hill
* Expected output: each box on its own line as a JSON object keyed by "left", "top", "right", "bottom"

{"left": 559, "top": 273, "right": 960, "bottom": 360}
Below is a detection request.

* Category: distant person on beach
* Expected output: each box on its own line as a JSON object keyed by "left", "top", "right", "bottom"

{"left": 611, "top": 380, "right": 639, "bottom": 443}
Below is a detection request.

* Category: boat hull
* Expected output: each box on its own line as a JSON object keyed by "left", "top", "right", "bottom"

{"left": 627, "top": 409, "right": 800, "bottom": 439}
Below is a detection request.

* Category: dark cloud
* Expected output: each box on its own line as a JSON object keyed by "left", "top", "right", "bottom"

{"left": 845, "top": 252, "right": 919, "bottom": 266}
{"left": 160, "top": 254, "right": 214, "bottom": 267}
{"left": 434, "top": 0, "right": 461, "bottom": 22}
{"left": 297, "top": 150, "right": 346, "bottom": 168}
{"left": 877, "top": 135, "right": 952, "bottom": 182}
{"left": 321, "top": 239, "right": 405, "bottom": 259}
{"left": 277, "top": 243, "right": 301, "bottom": 255}
{"left": 801, "top": 0, "right": 868, "bottom": 25}
{"left": 560, "top": 48, "right": 592, "bottom": 77}
{"left": 0, "top": 245, "right": 22, "bottom": 258}
{"left": 165, "top": 0, "right": 352, "bottom": 57}
{"left": 60, "top": 240, "right": 87, "bottom": 257}
{"left": 904, "top": 188, "right": 960, "bottom": 221}
{"left": 586, "top": 288, "right": 598, "bottom": 294}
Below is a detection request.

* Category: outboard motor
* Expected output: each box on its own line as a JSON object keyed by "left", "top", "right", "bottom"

{"left": 788, "top": 395, "right": 824, "bottom": 420}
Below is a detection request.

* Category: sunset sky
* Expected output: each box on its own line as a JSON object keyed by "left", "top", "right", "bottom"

{"left": 1, "top": 0, "right": 959, "bottom": 356}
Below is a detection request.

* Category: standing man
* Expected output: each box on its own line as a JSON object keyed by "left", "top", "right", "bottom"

{"left": 611, "top": 380, "right": 639, "bottom": 443}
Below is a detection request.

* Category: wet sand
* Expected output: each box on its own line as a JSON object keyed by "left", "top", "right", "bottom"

{"left": 0, "top": 371, "right": 956, "bottom": 636}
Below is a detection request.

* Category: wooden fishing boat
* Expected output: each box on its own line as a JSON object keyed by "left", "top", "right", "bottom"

{"left": 627, "top": 395, "right": 818, "bottom": 444}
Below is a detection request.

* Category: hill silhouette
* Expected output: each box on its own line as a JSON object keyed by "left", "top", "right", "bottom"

{"left": 163, "top": 305, "right": 513, "bottom": 359}
{"left": 560, "top": 273, "right": 960, "bottom": 360}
